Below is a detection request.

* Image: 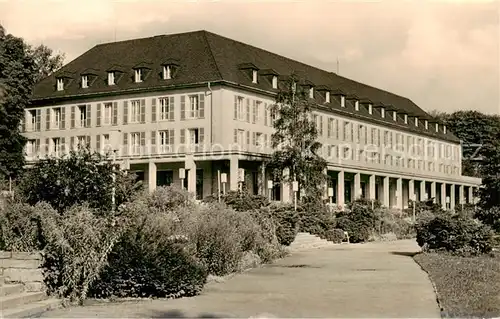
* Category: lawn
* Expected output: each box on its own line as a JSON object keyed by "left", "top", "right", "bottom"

{"left": 414, "top": 251, "right": 500, "bottom": 318}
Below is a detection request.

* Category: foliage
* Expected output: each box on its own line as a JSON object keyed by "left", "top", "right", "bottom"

{"left": 29, "top": 44, "right": 64, "bottom": 83}
{"left": 0, "top": 25, "right": 37, "bottom": 180}
{"left": 17, "top": 148, "right": 142, "bottom": 214}
{"left": 145, "top": 184, "right": 196, "bottom": 214}
{"left": 42, "top": 204, "right": 123, "bottom": 304}
{"left": 267, "top": 76, "right": 327, "bottom": 200}
{"left": 298, "top": 197, "right": 335, "bottom": 238}
{"left": 0, "top": 201, "right": 56, "bottom": 251}
{"left": 266, "top": 202, "right": 299, "bottom": 246}
{"left": 479, "top": 175, "right": 500, "bottom": 210}
{"left": 416, "top": 212, "right": 494, "bottom": 256}
{"left": 475, "top": 206, "right": 500, "bottom": 233}
{"left": 203, "top": 190, "right": 270, "bottom": 212}
{"left": 335, "top": 199, "right": 379, "bottom": 243}
{"left": 325, "top": 228, "right": 345, "bottom": 243}
{"left": 88, "top": 201, "right": 207, "bottom": 299}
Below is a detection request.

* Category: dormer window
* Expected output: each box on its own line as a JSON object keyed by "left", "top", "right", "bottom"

{"left": 309, "top": 87, "right": 314, "bottom": 99}
{"left": 425, "top": 120, "right": 428, "bottom": 129}
{"left": 415, "top": 117, "right": 419, "bottom": 127}
{"left": 292, "top": 82, "right": 297, "bottom": 92}
{"left": 325, "top": 91, "right": 330, "bottom": 103}
{"left": 272, "top": 76, "right": 278, "bottom": 89}
{"left": 163, "top": 65, "right": 172, "bottom": 80}
{"left": 404, "top": 114, "right": 408, "bottom": 124}
{"left": 392, "top": 111, "right": 397, "bottom": 121}
{"left": 368, "top": 104, "right": 373, "bottom": 114}
{"left": 81, "top": 75, "right": 88, "bottom": 88}
{"left": 443, "top": 125, "right": 447, "bottom": 134}
{"left": 108, "top": 72, "right": 115, "bottom": 85}
{"left": 381, "top": 108, "right": 385, "bottom": 118}
{"left": 134, "top": 69, "right": 142, "bottom": 83}
{"left": 355, "top": 101, "right": 359, "bottom": 111}
{"left": 56, "top": 78, "right": 64, "bottom": 91}
{"left": 340, "top": 95, "right": 345, "bottom": 107}
{"left": 435, "top": 123, "right": 439, "bottom": 132}
{"left": 252, "top": 70, "right": 258, "bottom": 83}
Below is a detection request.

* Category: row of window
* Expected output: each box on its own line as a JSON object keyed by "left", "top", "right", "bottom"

{"left": 233, "top": 96, "right": 277, "bottom": 126}
{"left": 23, "top": 95, "right": 205, "bottom": 132}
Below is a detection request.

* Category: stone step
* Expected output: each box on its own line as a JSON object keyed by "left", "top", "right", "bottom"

{"left": 0, "top": 291, "right": 47, "bottom": 311}
{"left": 0, "top": 283, "right": 24, "bottom": 297}
{"left": 1, "top": 298, "right": 62, "bottom": 318}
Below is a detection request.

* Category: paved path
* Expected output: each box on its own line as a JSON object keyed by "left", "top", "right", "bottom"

{"left": 40, "top": 240, "right": 440, "bottom": 318}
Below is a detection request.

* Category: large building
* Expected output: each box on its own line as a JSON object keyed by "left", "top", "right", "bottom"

{"left": 24, "top": 30, "right": 480, "bottom": 209}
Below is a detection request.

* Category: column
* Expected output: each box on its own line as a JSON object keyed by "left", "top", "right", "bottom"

{"left": 420, "top": 180, "right": 426, "bottom": 201}
{"left": 450, "top": 184, "right": 456, "bottom": 211}
{"left": 229, "top": 155, "right": 238, "bottom": 191}
{"left": 323, "top": 168, "right": 328, "bottom": 200}
{"left": 396, "top": 178, "right": 403, "bottom": 209}
{"left": 369, "top": 175, "right": 376, "bottom": 200}
{"left": 409, "top": 179, "right": 415, "bottom": 202}
{"left": 259, "top": 162, "right": 266, "bottom": 196}
{"left": 354, "top": 172, "right": 361, "bottom": 200}
{"left": 468, "top": 186, "right": 473, "bottom": 204}
{"left": 147, "top": 161, "right": 157, "bottom": 193}
{"left": 440, "top": 183, "right": 446, "bottom": 210}
{"left": 459, "top": 185, "right": 465, "bottom": 205}
{"left": 383, "top": 176, "right": 390, "bottom": 207}
{"left": 187, "top": 164, "right": 197, "bottom": 194}
{"left": 281, "top": 168, "right": 292, "bottom": 203}
{"left": 337, "top": 170, "right": 345, "bottom": 209}
{"left": 430, "top": 181, "right": 436, "bottom": 202}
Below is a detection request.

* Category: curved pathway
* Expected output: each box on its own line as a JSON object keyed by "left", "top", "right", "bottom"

{"left": 40, "top": 239, "right": 440, "bottom": 318}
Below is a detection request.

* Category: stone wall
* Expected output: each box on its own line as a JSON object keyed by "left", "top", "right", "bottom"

{"left": 0, "top": 251, "right": 44, "bottom": 292}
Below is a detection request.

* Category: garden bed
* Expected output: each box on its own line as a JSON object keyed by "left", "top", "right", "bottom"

{"left": 414, "top": 252, "right": 500, "bottom": 318}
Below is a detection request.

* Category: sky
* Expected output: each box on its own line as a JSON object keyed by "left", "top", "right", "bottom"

{"left": 1, "top": 0, "right": 499, "bottom": 115}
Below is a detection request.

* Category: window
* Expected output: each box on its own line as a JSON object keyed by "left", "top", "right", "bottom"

{"left": 108, "top": 72, "right": 115, "bottom": 85}
{"left": 393, "top": 111, "right": 397, "bottom": 121}
{"left": 28, "top": 110, "right": 36, "bottom": 131}
{"left": 103, "top": 134, "right": 110, "bottom": 152}
{"left": 81, "top": 75, "right": 88, "bottom": 88}
{"left": 381, "top": 108, "right": 385, "bottom": 118}
{"left": 163, "top": 65, "right": 171, "bottom": 80}
{"left": 159, "top": 98, "right": 172, "bottom": 121}
{"left": 236, "top": 129, "right": 245, "bottom": 145}
{"left": 252, "top": 70, "right": 258, "bottom": 83}
{"left": 189, "top": 128, "right": 199, "bottom": 145}
{"left": 343, "top": 146, "right": 351, "bottom": 160}
{"left": 235, "top": 96, "right": 245, "bottom": 121}
{"left": 385, "top": 154, "right": 390, "bottom": 165}
{"left": 270, "top": 108, "right": 277, "bottom": 125}
{"left": 26, "top": 139, "right": 36, "bottom": 157}
{"left": 355, "top": 101, "right": 359, "bottom": 111}
{"left": 159, "top": 130, "right": 174, "bottom": 152}
{"left": 52, "top": 108, "right": 61, "bottom": 128}
{"left": 443, "top": 125, "right": 447, "bottom": 134}
{"left": 435, "top": 123, "right": 439, "bottom": 132}
{"left": 340, "top": 95, "right": 345, "bottom": 107}
{"left": 404, "top": 114, "right": 408, "bottom": 124}
{"left": 134, "top": 69, "right": 142, "bottom": 83}
{"left": 309, "top": 87, "right": 314, "bottom": 99}
{"left": 189, "top": 95, "right": 199, "bottom": 118}
{"left": 76, "top": 136, "right": 87, "bottom": 148}
{"left": 253, "top": 101, "right": 261, "bottom": 123}
{"left": 343, "top": 121, "right": 351, "bottom": 141}
{"left": 325, "top": 91, "right": 330, "bottom": 103}
{"left": 415, "top": 117, "right": 419, "bottom": 127}
{"left": 103, "top": 103, "right": 112, "bottom": 125}
{"left": 272, "top": 76, "right": 278, "bottom": 89}
{"left": 130, "top": 100, "right": 141, "bottom": 123}
{"left": 78, "top": 105, "right": 87, "bottom": 127}
{"left": 368, "top": 104, "right": 373, "bottom": 115}
{"left": 291, "top": 82, "right": 297, "bottom": 92}
{"left": 425, "top": 120, "right": 428, "bottom": 129}
{"left": 255, "top": 132, "right": 263, "bottom": 147}
{"left": 131, "top": 132, "right": 141, "bottom": 154}
{"left": 52, "top": 138, "right": 61, "bottom": 156}
{"left": 56, "top": 78, "right": 64, "bottom": 91}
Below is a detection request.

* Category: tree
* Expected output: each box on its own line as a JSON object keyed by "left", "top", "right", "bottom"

{"left": 16, "top": 148, "right": 143, "bottom": 214}
{"left": 0, "top": 25, "right": 37, "bottom": 181}
{"left": 267, "top": 76, "right": 327, "bottom": 201}
{"left": 29, "top": 44, "right": 64, "bottom": 83}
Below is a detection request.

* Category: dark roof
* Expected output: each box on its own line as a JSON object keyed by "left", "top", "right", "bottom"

{"left": 31, "top": 30, "right": 459, "bottom": 142}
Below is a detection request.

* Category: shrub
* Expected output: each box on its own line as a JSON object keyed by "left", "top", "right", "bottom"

{"left": 42, "top": 205, "right": 122, "bottom": 304}
{"left": 88, "top": 208, "right": 207, "bottom": 299}
{"left": 325, "top": 228, "right": 345, "bottom": 243}
{"left": 267, "top": 203, "right": 299, "bottom": 246}
{"left": 475, "top": 207, "right": 500, "bottom": 233}
{"left": 17, "top": 148, "right": 142, "bottom": 214}
{"left": 298, "top": 198, "right": 335, "bottom": 238}
{"left": 335, "top": 199, "right": 379, "bottom": 243}
{"left": 416, "top": 213, "right": 495, "bottom": 256}
{"left": 0, "top": 201, "right": 56, "bottom": 251}
{"left": 204, "top": 190, "right": 270, "bottom": 212}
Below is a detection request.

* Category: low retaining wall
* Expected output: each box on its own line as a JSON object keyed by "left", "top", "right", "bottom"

{"left": 0, "top": 251, "right": 44, "bottom": 292}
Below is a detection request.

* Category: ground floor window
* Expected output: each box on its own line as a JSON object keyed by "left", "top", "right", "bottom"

{"left": 157, "top": 170, "right": 173, "bottom": 187}
{"left": 252, "top": 171, "right": 259, "bottom": 195}
{"left": 196, "top": 169, "right": 203, "bottom": 200}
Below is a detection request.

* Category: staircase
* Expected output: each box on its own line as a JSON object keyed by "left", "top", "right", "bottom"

{"left": 0, "top": 275, "right": 61, "bottom": 318}
{"left": 288, "top": 232, "right": 338, "bottom": 253}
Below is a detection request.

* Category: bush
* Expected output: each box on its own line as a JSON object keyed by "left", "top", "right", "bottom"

{"left": 475, "top": 207, "right": 500, "bottom": 233}
{"left": 416, "top": 213, "right": 495, "bottom": 256}
{"left": 335, "top": 199, "right": 378, "bottom": 243}
{"left": 0, "top": 201, "right": 56, "bottom": 251}
{"left": 42, "top": 205, "right": 122, "bottom": 304}
{"left": 267, "top": 203, "right": 299, "bottom": 246}
{"left": 298, "top": 198, "right": 335, "bottom": 238}
{"left": 204, "top": 190, "right": 269, "bottom": 212}
{"left": 325, "top": 228, "right": 345, "bottom": 243}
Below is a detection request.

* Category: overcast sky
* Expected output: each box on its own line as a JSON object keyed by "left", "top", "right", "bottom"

{"left": 1, "top": 0, "right": 498, "bottom": 115}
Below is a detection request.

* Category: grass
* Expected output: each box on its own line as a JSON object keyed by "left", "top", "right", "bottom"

{"left": 414, "top": 251, "right": 500, "bottom": 318}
